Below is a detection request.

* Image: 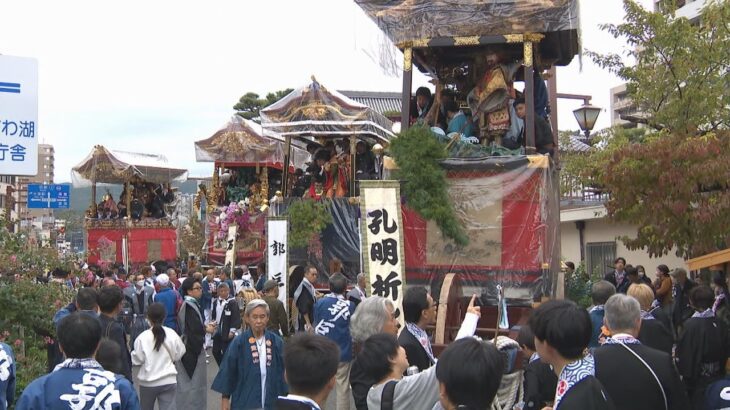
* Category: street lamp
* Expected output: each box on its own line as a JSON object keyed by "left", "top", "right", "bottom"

{"left": 573, "top": 104, "right": 602, "bottom": 140}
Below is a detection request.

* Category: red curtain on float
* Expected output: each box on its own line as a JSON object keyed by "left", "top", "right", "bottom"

{"left": 87, "top": 228, "right": 177, "bottom": 265}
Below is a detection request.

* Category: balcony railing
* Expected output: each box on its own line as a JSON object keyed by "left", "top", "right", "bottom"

{"left": 560, "top": 174, "right": 610, "bottom": 203}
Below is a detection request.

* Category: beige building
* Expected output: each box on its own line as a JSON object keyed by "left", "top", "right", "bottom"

{"left": 657, "top": 0, "right": 706, "bottom": 22}
{"left": 0, "top": 175, "right": 18, "bottom": 221}
{"left": 560, "top": 204, "right": 686, "bottom": 279}
{"left": 17, "top": 143, "right": 55, "bottom": 221}
{"left": 609, "top": 84, "right": 642, "bottom": 128}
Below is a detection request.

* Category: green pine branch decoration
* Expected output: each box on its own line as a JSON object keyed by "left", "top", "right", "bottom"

{"left": 285, "top": 198, "right": 333, "bottom": 248}
{"left": 389, "top": 125, "right": 469, "bottom": 246}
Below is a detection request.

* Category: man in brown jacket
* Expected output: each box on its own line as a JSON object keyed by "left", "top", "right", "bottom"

{"left": 263, "top": 279, "right": 290, "bottom": 337}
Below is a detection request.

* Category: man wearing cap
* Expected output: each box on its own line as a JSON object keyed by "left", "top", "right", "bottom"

{"left": 263, "top": 279, "right": 289, "bottom": 337}
{"left": 153, "top": 273, "right": 179, "bottom": 332}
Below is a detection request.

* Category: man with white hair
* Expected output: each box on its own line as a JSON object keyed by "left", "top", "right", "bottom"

{"left": 153, "top": 273, "right": 179, "bottom": 332}
{"left": 212, "top": 299, "right": 287, "bottom": 409}
{"left": 346, "top": 273, "right": 368, "bottom": 307}
{"left": 167, "top": 267, "right": 180, "bottom": 290}
{"left": 594, "top": 293, "right": 689, "bottom": 410}
{"left": 348, "top": 297, "right": 399, "bottom": 410}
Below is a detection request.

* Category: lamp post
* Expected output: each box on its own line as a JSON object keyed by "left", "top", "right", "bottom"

{"left": 572, "top": 104, "right": 602, "bottom": 141}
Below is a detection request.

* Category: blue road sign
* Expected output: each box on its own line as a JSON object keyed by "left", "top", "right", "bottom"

{"left": 27, "top": 184, "right": 70, "bottom": 209}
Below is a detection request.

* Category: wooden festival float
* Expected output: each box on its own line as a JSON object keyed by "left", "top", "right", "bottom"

{"left": 355, "top": 0, "right": 580, "bottom": 347}
{"left": 193, "top": 115, "right": 310, "bottom": 266}
{"left": 72, "top": 145, "right": 187, "bottom": 266}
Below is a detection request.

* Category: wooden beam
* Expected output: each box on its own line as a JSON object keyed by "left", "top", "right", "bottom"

{"left": 125, "top": 181, "right": 131, "bottom": 219}
{"left": 349, "top": 135, "right": 357, "bottom": 196}
{"left": 524, "top": 41, "right": 536, "bottom": 153}
{"left": 548, "top": 67, "right": 559, "bottom": 137}
{"left": 401, "top": 47, "right": 413, "bottom": 132}
{"left": 687, "top": 248, "right": 730, "bottom": 271}
{"left": 282, "top": 136, "right": 291, "bottom": 196}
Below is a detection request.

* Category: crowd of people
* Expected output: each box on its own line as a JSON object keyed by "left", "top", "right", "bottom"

{"left": 93, "top": 181, "right": 176, "bottom": 220}
{"left": 287, "top": 141, "right": 387, "bottom": 200}
{"left": 1, "top": 255, "right": 729, "bottom": 410}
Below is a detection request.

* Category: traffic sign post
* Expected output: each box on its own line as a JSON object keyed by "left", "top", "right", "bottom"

{"left": 0, "top": 55, "right": 39, "bottom": 176}
{"left": 27, "top": 184, "right": 70, "bottom": 209}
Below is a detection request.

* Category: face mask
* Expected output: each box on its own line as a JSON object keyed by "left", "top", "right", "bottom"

{"left": 136, "top": 280, "right": 144, "bottom": 288}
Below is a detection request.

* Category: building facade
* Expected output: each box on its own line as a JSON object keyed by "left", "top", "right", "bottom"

{"left": 657, "top": 0, "right": 706, "bottom": 21}
{"left": 0, "top": 175, "right": 18, "bottom": 221}
{"left": 609, "top": 84, "right": 642, "bottom": 128}
{"left": 560, "top": 204, "right": 686, "bottom": 279}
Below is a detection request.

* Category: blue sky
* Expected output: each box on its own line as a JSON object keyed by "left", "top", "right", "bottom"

{"left": 0, "top": 0, "right": 653, "bottom": 182}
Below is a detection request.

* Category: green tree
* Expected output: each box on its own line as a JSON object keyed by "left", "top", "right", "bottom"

{"left": 565, "top": 0, "right": 730, "bottom": 259}
{"left": 179, "top": 213, "right": 207, "bottom": 261}
{"left": 233, "top": 88, "right": 294, "bottom": 122}
{"left": 0, "top": 214, "right": 75, "bottom": 400}
{"left": 589, "top": 0, "right": 730, "bottom": 133}
{"left": 389, "top": 125, "right": 468, "bottom": 246}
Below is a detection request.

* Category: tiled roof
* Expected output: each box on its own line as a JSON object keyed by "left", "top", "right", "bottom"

{"left": 560, "top": 135, "right": 592, "bottom": 152}
{"left": 339, "top": 90, "right": 402, "bottom": 115}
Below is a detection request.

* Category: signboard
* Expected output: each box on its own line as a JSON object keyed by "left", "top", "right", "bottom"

{"left": 0, "top": 55, "right": 38, "bottom": 176}
{"left": 267, "top": 217, "right": 288, "bottom": 311}
{"left": 224, "top": 225, "right": 237, "bottom": 273}
{"left": 359, "top": 180, "right": 406, "bottom": 327}
{"left": 27, "top": 184, "right": 70, "bottom": 209}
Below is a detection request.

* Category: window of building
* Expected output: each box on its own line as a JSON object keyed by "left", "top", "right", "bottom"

{"left": 586, "top": 242, "right": 617, "bottom": 277}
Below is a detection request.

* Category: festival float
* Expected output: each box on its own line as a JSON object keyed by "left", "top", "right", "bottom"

{"left": 186, "top": 2, "right": 581, "bottom": 406}
{"left": 72, "top": 145, "right": 187, "bottom": 266}
{"left": 195, "top": 0, "right": 579, "bottom": 360}
{"left": 351, "top": 0, "right": 579, "bottom": 355}
{"left": 193, "top": 115, "right": 310, "bottom": 266}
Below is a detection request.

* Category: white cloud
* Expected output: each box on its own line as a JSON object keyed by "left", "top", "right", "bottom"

{"left": 1, "top": 0, "right": 653, "bottom": 182}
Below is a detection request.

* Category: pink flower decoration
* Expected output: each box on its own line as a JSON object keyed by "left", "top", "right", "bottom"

{"left": 14, "top": 339, "right": 22, "bottom": 347}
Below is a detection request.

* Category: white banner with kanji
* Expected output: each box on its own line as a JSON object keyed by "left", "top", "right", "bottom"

{"left": 224, "top": 225, "right": 237, "bottom": 272}
{"left": 360, "top": 180, "right": 406, "bottom": 327}
{"left": 267, "top": 217, "right": 288, "bottom": 311}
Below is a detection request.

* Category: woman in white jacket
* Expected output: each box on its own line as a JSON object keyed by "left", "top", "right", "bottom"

{"left": 132, "top": 302, "right": 186, "bottom": 410}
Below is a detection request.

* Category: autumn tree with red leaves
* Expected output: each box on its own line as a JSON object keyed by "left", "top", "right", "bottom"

{"left": 566, "top": 0, "right": 730, "bottom": 259}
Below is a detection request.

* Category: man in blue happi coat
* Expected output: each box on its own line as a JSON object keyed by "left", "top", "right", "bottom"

{"left": 0, "top": 342, "right": 16, "bottom": 410}
{"left": 153, "top": 273, "right": 179, "bottom": 332}
{"left": 16, "top": 313, "right": 140, "bottom": 410}
{"left": 212, "top": 299, "right": 287, "bottom": 409}
{"left": 49, "top": 287, "right": 100, "bottom": 372}
{"left": 313, "top": 273, "right": 356, "bottom": 410}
